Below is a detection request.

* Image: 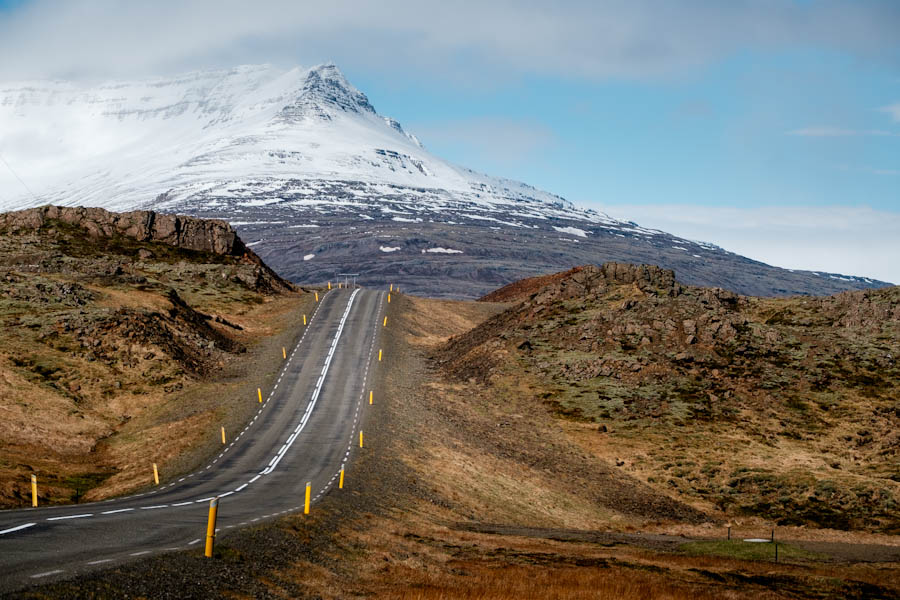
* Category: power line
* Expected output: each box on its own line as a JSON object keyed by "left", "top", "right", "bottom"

{"left": 0, "top": 150, "right": 40, "bottom": 202}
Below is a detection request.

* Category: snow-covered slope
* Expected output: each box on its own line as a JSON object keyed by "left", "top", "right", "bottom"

{"left": 0, "top": 63, "right": 601, "bottom": 223}
{"left": 0, "top": 64, "right": 889, "bottom": 297}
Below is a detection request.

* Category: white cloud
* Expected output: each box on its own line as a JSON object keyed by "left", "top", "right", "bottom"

{"left": 839, "top": 165, "right": 900, "bottom": 176}
{"left": 881, "top": 103, "right": 900, "bottom": 122}
{"left": 601, "top": 204, "right": 900, "bottom": 285}
{"left": 0, "top": 1, "right": 898, "bottom": 82}
{"left": 414, "top": 118, "right": 556, "bottom": 163}
{"left": 787, "top": 127, "right": 897, "bottom": 137}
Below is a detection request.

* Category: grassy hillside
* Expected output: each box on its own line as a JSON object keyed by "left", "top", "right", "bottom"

{"left": 0, "top": 215, "right": 311, "bottom": 506}
{"left": 441, "top": 263, "right": 900, "bottom": 533}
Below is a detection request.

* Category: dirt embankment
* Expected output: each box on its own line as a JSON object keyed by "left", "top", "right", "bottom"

{"left": 0, "top": 208, "right": 311, "bottom": 506}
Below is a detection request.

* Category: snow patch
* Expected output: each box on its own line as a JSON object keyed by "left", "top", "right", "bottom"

{"left": 553, "top": 226, "right": 589, "bottom": 237}
{"left": 230, "top": 220, "right": 285, "bottom": 226}
{"left": 303, "top": 253, "right": 315, "bottom": 261}
{"left": 422, "top": 247, "right": 463, "bottom": 254}
{"left": 379, "top": 246, "right": 401, "bottom": 253}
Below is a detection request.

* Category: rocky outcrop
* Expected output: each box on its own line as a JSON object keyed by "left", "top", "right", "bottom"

{"left": 483, "top": 263, "right": 688, "bottom": 305}
{"left": 0, "top": 205, "right": 241, "bottom": 254}
{"left": 0, "top": 205, "right": 294, "bottom": 293}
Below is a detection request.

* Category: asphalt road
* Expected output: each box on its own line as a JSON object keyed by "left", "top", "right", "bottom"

{"left": 0, "top": 287, "right": 385, "bottom": 593}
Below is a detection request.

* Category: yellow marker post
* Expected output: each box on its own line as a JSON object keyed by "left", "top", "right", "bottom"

{"left": 315, "top": 291, "right": 319, "bottom": 302}
{"left": 258, "top": 388, "right": 263, "bottom": 403}
{"left": 282, "top": 347, "right": 286, "bottom": 360}
{"left": 339, "top": 467, "right": 345, "bottom": 489}
{"left": 153, "top": 463, "right": 159, "bottom": 485}
{"left": 390, "top": 283, "right": 393, "bottom": 292}
{"left": 383, "top": 316, "right": 387, "bottom": 327}
{"left": 328, "top": 281, "right": 331, "bottom": 290}
{"left": 359, "top": 431, "right": 364, "bottom": 447}
{"left": 221, "top": 426, "right": 226, "bottom": 444}
{"left": 378, "top": 349, "right": 382, "bottom": 362}
{"left": 304, "top": 482, "right": 311, "bottom": 515}
{"left": 204, "top": 497, "right": 218, "bottom": 558}
{"left": 303, "top": 314, "right": 307, "bottom": 325}
{"left": 31, "top": 474, "right": 37, "bottom": 508}
{"left": 369, "top": 390, "right": 373, "bottom": 405}
{"left": 388, "top": 293, "right": 391, "bottom": 303}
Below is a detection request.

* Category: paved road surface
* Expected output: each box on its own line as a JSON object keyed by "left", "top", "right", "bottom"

{"left": 0, "top": 288, "right": 385, "bottom": 592}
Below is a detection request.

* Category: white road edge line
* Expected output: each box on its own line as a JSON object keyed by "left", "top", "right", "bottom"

{"left": 0, "top": 522, "right": 36, "bottom": 535}
{"left": 262, "top": 289, "right": 360, "bottom": 476}
{"left": 30, "top": 569, "right": 64, "bottom": 579}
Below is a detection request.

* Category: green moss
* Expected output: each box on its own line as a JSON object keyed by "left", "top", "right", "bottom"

{"left": 679, "top": 540, "right": 824, "bottom": 561}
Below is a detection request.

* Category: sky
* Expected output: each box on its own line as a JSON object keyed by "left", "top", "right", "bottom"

{"left": 0, "top": 0, "right": 897, "bottom": 282}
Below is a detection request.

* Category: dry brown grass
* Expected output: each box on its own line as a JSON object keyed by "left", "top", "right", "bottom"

{"left": 0, "top": 281, "right": 312, "bottom": 506}
{"left": 372, "top": 564, "right": 763, "bottom": 600}
{"left": 401, "top": 296, "right": 505, "bottom": 348}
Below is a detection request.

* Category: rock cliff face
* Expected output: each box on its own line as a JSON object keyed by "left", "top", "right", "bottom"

{"left": 0, "top": 205, "right": 239, "bottom": 255}
{"left": 0, "top": 205, "right": 293, "bottom": 293}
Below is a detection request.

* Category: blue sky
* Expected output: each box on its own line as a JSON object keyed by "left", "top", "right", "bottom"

{"left": 0, "top": 0, "right": 898, "bottom": 281}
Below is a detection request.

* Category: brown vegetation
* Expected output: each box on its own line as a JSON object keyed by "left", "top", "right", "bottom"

{"left": 439, "top": 263, "right": 900, "bottom": 533}
{"left": 0, "top": 210, "right": 309, "bottom": 506}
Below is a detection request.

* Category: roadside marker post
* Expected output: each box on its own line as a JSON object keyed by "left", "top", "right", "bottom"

{"left": 359, "top": 431, "right": 364, "bottom": 448}
{"left": 258, "top": 388, "right": 262, "bottom": 403}
{"left": 282, "top": 347, "right": 286, "bottom": 360}
{"left": 304, "top": 482, "right": 311, "bottom": 514}
{"left": 339, "top": 468, "right": 344, "bottom": 489}
{"left": 388, "top": 293, "right": 391, "bottom": 303}
{"left": 204, "top": 497, "right": 218, "bottom": 558}
{"left": 328, "top": 282, "right": 331, "bottom": 290}
{"left": 383, "top": 316, "right": 387, "bottom": 327}
{"left": 389, "top": 283, "right": 393, "bottom": 292}
{"left": 221, "top": 426, "right": 226, "bottom": 444}
{"left": 315, "top": 292, "right": 319, "bottom": 302}
{"left": 303, "top": 314, "right": 307, "bottom": 326}
{"left": 153, "top": 463, "right": 159, "bottom": 485}
{"left": 369, "top": 391, "right": 373, "bottom": 405}
{"left": 31, "top": 474, "right": 37, "bottom": 508}
{"left": 378, "top": 349, "right": 382, "bottom": 362}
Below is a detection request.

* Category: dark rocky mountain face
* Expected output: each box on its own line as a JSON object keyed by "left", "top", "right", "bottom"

{"left": 192, "top": 200, "right": 891, "bottom": 299}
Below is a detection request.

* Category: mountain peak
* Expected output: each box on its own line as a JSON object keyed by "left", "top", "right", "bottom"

{"left": 279, "top": 63, "right": 375, "bottom": 122}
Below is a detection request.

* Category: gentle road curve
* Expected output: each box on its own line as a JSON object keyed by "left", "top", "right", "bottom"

{"left": 0, "top": 288, "right": 385, "bottom": 592}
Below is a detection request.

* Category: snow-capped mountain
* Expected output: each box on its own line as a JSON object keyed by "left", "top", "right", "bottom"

{"left": 0, "top": 63, "right": 587, "bottom": 219}
{"left": 0, "top": 64, "right": 890, "bottom": 297}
